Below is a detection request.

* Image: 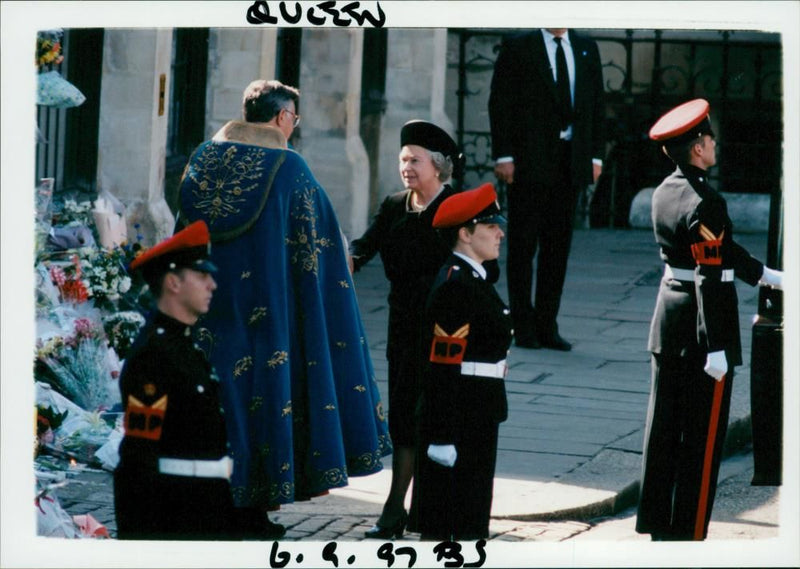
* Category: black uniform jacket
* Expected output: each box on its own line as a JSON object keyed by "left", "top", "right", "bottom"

{"left": 488, "top": 29, "right": 605, "bottom": 189}
{"left": 648, "top": 165, "right": 763, "bottom": 365}
{"left": 117, "top": 310, "right": 230, "bottom": 471}
{"left": 350, "top": 186, "right": 457, "bottom": 312}
{"left": 419, "top": 255, "right": 512, "bottom": 444}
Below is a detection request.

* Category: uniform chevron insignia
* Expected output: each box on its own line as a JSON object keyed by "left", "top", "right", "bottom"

{"left": 125, "top": 395, "right": 168, "bottom": 440}
{"left": 433, "top": 323, "right": 470, "bottom": 338}
{"left": 698, "top": 223, "right": 724, "bottom": 242}
{"left": 430, "top": 322, "right": 470, "bottom": 364}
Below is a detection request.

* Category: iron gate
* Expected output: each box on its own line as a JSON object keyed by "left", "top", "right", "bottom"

{"left": 450, "top": 28, "right": 782, "bottom": 227}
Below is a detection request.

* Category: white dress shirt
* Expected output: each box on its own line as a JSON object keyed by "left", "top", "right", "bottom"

{"left": 541, "top": 28, "right": 575, "bottom": 141}
{"left": 453, "top": 252, "right": 487, "bottom": 280}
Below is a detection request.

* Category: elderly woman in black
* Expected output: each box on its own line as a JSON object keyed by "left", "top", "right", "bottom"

{"left": 349, "top": 120, "right": 462, "bottom": 539}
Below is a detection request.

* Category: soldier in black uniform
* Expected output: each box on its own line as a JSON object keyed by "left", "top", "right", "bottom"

{"left": 636, "top": 99, "right": 784, "bottom": 541}
{"left": 114, "top": 220, "right": 243, "bottom": 540}
{"left": 409, "top": 183, "right": 512, "bottom": 541}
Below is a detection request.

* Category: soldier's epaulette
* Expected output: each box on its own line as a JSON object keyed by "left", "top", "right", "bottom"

{"left": 445, "top": 264, "right": 462, "bottom": 281}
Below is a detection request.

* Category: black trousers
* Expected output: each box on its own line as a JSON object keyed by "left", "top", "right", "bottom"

{"left": 114, "top": 467, "right": 240, "bottom": 540}
{"left": 506, "top": 141, "right": 577, "bottom": 336}
{"left": 409, "top": 422, "right": 499, "bottom": 541}
{"left": 636, "top": 353, "right": 734, "bottom": 540}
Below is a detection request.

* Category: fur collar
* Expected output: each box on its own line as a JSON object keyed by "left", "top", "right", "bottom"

{"left": 211, "top": 121, "right": 287, "bottom": 149}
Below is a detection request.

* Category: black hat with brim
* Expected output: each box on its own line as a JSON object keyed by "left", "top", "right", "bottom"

{"left": 401, "top": 120, "right": 460, "bottom": 161}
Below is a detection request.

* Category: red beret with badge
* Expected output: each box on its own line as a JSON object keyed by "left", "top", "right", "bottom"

{"left": 129, "top": 220, "right": 217, "bottom": 286}
{"left": 649, "top": 98, "right": 715, "bottom": 144}
{"left": 432, "top": 182, "right": 507, "bottom": 228}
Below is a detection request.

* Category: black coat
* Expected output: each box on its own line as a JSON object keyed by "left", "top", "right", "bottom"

{"left": 419, "top": 255, "right": 511, "bottom": 440}
{"left": 114, "top": 310, "right": 237, "bottom": 540}
{"left": 350, "top": 186, "right": 457, "bottom": 317}
{"left": 647, "top": 165, "right": 763, "bottom": 365}
{"left": 410, "top": 254, "right": 512, "bottom": 540}
{"left": 488, "top": 29, "right": 605, "bottom": 188}
{"left": 349, "top": 186, "right": 456, "bottom": 444}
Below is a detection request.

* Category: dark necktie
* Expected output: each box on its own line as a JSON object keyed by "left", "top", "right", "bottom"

{"left": 554, "top": 36, "right": 572, "bottom": 130}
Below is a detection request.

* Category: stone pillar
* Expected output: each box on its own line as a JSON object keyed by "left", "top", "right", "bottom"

{"left": 377, "top": 29, "right": 454, "bottom": 203}
{"left": 205, "top": 29, "right": 278, "bottom": 139}
{"left": 96, "top": 29, "right": 175, "bottom": 244}
{"left": 299, "top": 29, "right": 369, "bottom": 239}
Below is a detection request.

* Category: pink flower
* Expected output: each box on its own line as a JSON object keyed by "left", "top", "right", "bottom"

{"left": 74, "top": 317, "right": 94, "bottom": 338}
{"left": 50, "top": 265, "right": 66, "bottom": 287}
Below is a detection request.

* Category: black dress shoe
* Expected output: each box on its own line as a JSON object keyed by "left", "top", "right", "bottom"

{"left": 538, "top": 332, "right": 572, "bottom": 351}
{"left": 262, "top": 518, "right": 287, "bottom": 539}
{"left": 237, "top": 508, "right": 287, "bottom": 539}
{"left": 364, "top": 511, "right": 408, "bottom": 539}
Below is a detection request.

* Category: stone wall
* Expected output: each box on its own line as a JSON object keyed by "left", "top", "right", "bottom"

{"left": 205, "top": 29, "right": 278, "bottom": 139}
{"left": 96, "top": 29, "right": 174, "bottom": 244}
{"left": 298, "top": 29, "right": 369, "bottom": 238}
{"left": 375, "top": 29, "right": 454, "bottom": 217}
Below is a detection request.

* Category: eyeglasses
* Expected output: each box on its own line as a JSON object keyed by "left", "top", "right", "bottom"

{"left": 282, "top": 108, "right": 301, "bottom": 128}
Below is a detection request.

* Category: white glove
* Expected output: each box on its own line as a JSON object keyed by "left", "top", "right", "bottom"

{"left": 427, "top": 444, "right": 457, "bottom": 468}
{"left": 759, "top": 267, "right": 783, "bottom": 290}
{"left": 704, "top": 350, "right": 728, "bottom": 381}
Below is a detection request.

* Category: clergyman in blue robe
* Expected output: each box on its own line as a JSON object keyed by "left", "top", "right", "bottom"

{"left": 176, "top": 118, "right": 391, "bottom": 519}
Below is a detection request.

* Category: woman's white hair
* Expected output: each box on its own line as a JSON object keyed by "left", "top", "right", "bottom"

{"left": 428, "top": 150, "right": 454, "bottom": 182}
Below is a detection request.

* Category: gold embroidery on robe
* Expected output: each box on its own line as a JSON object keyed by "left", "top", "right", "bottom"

{"left": 249, "top": 306, "right": 267, "bottom": 325}
{"left": 233, "top": 356, "right": 253, "bottom": 377}
{"left": 185, "top": 145, "right": 267, "bottom": 223}
{"left": 286, "top": 183, "right": 335, "bottom": 275}
{"left": 267, "top": 350, "right": 289, "bottom": 368}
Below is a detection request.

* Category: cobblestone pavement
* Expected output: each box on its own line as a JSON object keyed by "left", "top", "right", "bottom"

{"left": 53, "top": 463, "right": 593, "bottom": 542}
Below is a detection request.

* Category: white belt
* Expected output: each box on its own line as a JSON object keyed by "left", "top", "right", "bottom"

{"left": 158, "top": 456, "right": 233, "bottom": 480}
{"left": 461, "top": 360, "right": 507, "bottom": 379}
{"left": 664, "top": 265, "right": 733, "bottom": 283}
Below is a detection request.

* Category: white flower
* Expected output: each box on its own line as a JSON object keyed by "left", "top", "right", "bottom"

{"left": 118, "top": 277, "right": 131, "bottom": 293}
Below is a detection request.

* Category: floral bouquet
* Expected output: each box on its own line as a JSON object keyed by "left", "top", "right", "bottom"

{"left": 36, "top": 29, "right": 64, "bottom": 68}
{"left": 83, "top": 248, "right": 133, "bottom": 311}
{"left": 48, "top": 255, "right": 91, "bottom": 305}
{"left": 36, "top": 317, "right": 118, "bottom": 412}
{"left": 102, "top": 311, "right": 145, "bottom": 359}
{"left": 42, "top": 242, "right": 151, "bottom": 311}
{"left": 52, "top": 198, "right": 95, "bottom": 228}
{"left": 36, "top": 405, "right": 69, "bottom": 457}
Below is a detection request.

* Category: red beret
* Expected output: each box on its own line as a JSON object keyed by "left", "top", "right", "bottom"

{"left": 129, "top": 220, "right": 216, "bottom": 278}
{"left": 432, "top": 183, "right": 506, "bottom": 228}
{"left": 649, "top": 99, "right": 713, "bottom": 143}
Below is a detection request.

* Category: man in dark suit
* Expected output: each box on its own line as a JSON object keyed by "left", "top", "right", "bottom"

{"left": 489, "top": 28, "right": 605, "bottom": 350}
